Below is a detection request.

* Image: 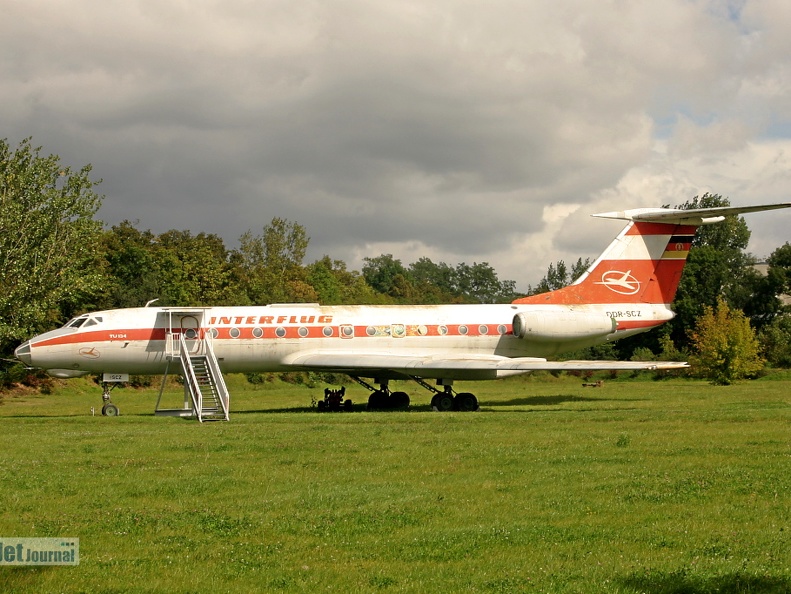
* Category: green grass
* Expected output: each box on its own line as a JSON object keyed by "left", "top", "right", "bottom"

{"left": 1, "top": 373, "right": 789, "bottom": 593}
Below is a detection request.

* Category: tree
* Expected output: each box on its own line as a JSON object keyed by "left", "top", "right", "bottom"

{"left": 306, "top": 256, "right": 381, "bottom": 305}
{"left": 742, "top": 242, "right": 791, "bottom": 328}
{"left": 99, "top": 222, "right": 161, "bottom": 308}
{"left": 688, "top": 297, "right": 763, "bottom": 385}
{"left": 237, "top": 218, "right": 310, "bottom": 303}
{"left": 669, "top": 193, "right": 755, "bottom": 347}
{"left": 527, "top": 257, "right": 591, "bottom": 295}
{"left": 453, "top": 261, "right": 519, "bottom": 303}
{"left": 362, "top": 254, "right": 414, "bottom": 301}
{"left": 757, "top": 315, "right": 791, "bottom": 368}
{"left": 408, "top": 257, "right": 458, "bottom": 304}
{"left": 0, "top": 138, "right": 103, "bottom": 353}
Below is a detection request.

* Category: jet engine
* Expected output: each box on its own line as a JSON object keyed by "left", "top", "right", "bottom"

{"left": 512, "top": 311, "right": 616, "bottom": 342}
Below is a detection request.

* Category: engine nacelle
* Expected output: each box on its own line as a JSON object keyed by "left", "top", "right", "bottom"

{"left": 512, "top": 311, "right": 616, "bottom": 342}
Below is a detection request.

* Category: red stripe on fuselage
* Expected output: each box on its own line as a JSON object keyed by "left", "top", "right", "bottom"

{"left": 31, "top": 323, "right": 516, "bottom": 348}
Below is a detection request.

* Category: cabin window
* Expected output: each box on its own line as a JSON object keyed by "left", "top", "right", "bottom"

{"left": 252, "top": 327, "right": 264, "bottom": 338}
{"left": 275, "top": 327, "right": 286, "bottom": 338}
{"left": 459, "top": 325, "right": 468, "bottom": 335}
{"left": 323, "top": 326, "right": 333, "bottom": 337}
{"left": 497, "top": 324, "right": 507, "bottom": 335}
{"left": 184, "top": 328, "right": 198, "bottom": 339}
{"left": 366, "top": 326, "right": 376, "bottom": 336}
{"left": 438, "top": 325, "right": 448, "bottom": 335}
{"left": 209, "top": 328, "right": 219, "bottom": 339}
{"left": 478, "top": 325, "right": 488, "bottom": 335}
{"left": 229, "top": 328, "right": 240, "bottom": 339}
{"left": 298, "top": 327, "right": 309, "bottom": 338}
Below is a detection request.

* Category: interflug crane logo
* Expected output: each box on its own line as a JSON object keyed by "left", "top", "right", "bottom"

{"left": 594, "top": 270, "right": 641, "bottom": 295}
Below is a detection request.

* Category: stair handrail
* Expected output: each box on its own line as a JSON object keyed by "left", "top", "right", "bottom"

{"left": 178, "top": 333, "right": 203, "bottom": 422}
{"left": 203, "top": 332, "right": 229, "bottom": 420}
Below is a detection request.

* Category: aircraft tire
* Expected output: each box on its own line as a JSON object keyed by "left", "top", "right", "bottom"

{"left": 367, "top": 390, "right": 388, "bottom": 410}
{"left": 436, "top": 393, "right": 454, "bottom": 412}
{"left": 344, "top": 399, "right": 353, "bottom": 411}
{"left": 317, "top": 401, "right": 326, "bottom": 412}
{"left": 390, "top": 391, "right": 410, "bottom": 409}
{"left": 431, "top": 394, "right": 441, "bottom": 410}
{"left": 102, "top": 403, "right": 119, "bottom": 417}
{"left": 455, "top": 393, "right": 479, "bottom": 412}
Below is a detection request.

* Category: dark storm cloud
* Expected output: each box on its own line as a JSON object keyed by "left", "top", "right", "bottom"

{"left": 2, "top": 1, "right": 791, "bottom": 287}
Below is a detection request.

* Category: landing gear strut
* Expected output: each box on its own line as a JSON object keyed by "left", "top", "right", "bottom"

{"left": 100, "top": 382, "right": 120, "bottom": 416}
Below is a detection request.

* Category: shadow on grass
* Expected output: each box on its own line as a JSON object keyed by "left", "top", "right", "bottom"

{"left": 486, "top": 394, "right": 607, "bottom": 406}
{"left": 618, "top": 570, "right": 791, "bottom": 594}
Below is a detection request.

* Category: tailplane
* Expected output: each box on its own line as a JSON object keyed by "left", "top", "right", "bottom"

{"left": 513, "top": 202, "right": 791, "bottom": 306}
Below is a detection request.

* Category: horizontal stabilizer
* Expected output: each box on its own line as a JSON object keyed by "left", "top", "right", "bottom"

{"left": 592, "top": 202, "right": 791, "bottom": 226}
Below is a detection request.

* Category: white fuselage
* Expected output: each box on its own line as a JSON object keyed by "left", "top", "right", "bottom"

{"left": 15, "top": 302, "right": 672, "bottom": 380}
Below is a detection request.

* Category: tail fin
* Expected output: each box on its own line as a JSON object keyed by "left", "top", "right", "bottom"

{"left": 513, "top": 203, "right": 791, "bottom": 306}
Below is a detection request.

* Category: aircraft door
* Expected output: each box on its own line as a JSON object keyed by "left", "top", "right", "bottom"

{"left": 162, "top": 311, "right": 206, "bottom": 356}
{"left": 178, "top": 314, "right": 203, "bottom": 354}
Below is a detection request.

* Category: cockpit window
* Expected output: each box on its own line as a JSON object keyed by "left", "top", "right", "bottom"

{"left": 65, "top": 316, "right": 88, "bottom": 328}
{"left": 63, "top": 314, "right": 103, "bottom": 329}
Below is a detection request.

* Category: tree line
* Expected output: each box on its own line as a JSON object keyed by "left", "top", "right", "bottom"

{"left": 2, "top": 138, "right": 791, "bottom": 385}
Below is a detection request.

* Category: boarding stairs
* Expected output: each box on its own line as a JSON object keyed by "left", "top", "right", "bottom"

{"left": 155, "top": 332, "right": 230, "bottom": 422}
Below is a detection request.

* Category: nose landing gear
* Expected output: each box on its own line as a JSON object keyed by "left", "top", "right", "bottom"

{"left": 101, "top": 382, "right": 120, "bottom": 416}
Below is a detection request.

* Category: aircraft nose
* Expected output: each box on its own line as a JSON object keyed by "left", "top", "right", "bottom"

{"left": 14, "top": 341, "right": 33, "bottom": 366}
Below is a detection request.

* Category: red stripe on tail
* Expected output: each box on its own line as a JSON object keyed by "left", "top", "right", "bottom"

{"left": 513, "top": 222, "right": 698, "bottom": 305}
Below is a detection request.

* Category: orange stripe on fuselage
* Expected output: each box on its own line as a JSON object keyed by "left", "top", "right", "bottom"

{"left": 30, "top": 323, "right": 516, "bottom": 348}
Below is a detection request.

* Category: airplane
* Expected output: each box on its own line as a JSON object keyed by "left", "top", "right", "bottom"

{"left": 14, "top": 202, "right": 791, "bottom": 419}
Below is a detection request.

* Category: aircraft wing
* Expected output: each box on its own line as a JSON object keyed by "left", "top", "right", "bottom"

{"left": 284, "top": 351, "right": 687, "bottom": 378}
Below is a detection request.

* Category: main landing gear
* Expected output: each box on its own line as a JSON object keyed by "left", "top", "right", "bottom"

{"left": 408, "top": 376, "right": 479, "bottom": 412}
{"left": 100, "top": 382, "right": 120, "bottom": 416}
{"left": 348, "top": 377, "right": 410, "bottom": 410}
{"left": 426, "top": 386, "right": 480, "bottom": 412}
{"left": 345, "top": 376, "right": 479, "bottom": 412}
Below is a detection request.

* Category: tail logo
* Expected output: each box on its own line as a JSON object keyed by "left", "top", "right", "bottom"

{"left": 594, "top": 270, "right": 641, "bottom": 295}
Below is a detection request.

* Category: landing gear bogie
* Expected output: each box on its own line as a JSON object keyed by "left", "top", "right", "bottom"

{"left": 455, "top": 392, "right": 479, "bottom": 411}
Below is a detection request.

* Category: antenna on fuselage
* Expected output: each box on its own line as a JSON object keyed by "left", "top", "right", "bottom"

{"left": 145, "top": 299, "right": 159, "bottom": 307}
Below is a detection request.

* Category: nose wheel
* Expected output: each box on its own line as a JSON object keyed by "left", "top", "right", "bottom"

{"left": 101, "top": 383, "right": 120, "bottom": 417}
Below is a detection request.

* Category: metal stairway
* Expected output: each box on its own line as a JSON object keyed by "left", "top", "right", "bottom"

{"left": 156, "top": 332, "right": 229, "bottom": 421}
{"left": 179, "top": 334, "right": 229, "bottom": 422}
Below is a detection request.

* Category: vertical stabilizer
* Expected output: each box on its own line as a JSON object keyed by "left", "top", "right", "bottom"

{"left": 513, "top": 220, "right": 696, "bottom": 306}
{"left": 513, "top": 203, "right": 791, "bottom": 307}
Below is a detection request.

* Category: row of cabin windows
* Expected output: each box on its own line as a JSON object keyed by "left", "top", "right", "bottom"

{"left": 187, "top": 324, "right": 510, "bottom": 339}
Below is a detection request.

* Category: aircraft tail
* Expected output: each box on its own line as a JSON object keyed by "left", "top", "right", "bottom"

{"left": 512, "top": 203, "right": 791, "bottom": 307}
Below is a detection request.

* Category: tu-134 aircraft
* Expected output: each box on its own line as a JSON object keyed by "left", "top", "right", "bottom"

{"left": 14, "top": 202, "right": 791, "bottom": 420}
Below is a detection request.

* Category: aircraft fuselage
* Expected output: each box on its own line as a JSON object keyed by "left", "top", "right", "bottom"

{"left": 15, "top": 302, "right": 671, "bottom": 380}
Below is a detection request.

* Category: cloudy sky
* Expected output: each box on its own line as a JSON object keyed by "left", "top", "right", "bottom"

{"left": 3, "top": 0, "right": 791, "bottom": 290}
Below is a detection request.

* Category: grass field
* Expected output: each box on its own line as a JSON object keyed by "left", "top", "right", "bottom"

{"left": 0, "top": 373, "right": 789, "bottom": 593}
